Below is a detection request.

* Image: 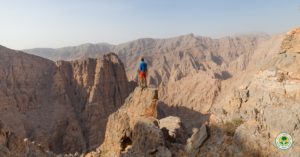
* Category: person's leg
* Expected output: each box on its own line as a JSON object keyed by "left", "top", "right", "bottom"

{"left": 139, "top": 79, "right": 142, "bottom": 87}
{"left": 140, "top": 72, "right": 146, "bottom": 88}
{"left": 139, "top": 72, "right": 143, "bottom": 87}
{"left": 139, "top": 72, "right": 145, "bottom": 88}
{"left": 141, "top": 78, "right": 145, "bottom": 88}
{"left": 144, "top": 77, "right": 147, "bottom": 88}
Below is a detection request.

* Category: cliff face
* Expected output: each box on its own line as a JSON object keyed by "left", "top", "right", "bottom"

{"left": 0, "top": 46, "right": 133, "bottom": 154}
{"left": 56, "top": 53, "right": 133, "bottom": 150}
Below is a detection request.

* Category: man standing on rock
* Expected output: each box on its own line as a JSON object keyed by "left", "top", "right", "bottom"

{"left": 138, "top": 57, "right": 148, "bottom": 88}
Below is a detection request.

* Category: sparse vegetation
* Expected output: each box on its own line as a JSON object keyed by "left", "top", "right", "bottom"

{"left": 223, "top": 118, "right": 244, "bottom": 136}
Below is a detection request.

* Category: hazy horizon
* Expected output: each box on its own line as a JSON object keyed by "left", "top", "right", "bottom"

{"left": 0, "top": 0, "right": 299, "bottom": 50}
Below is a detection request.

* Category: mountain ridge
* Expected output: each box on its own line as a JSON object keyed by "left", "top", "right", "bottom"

{"left": 23, "top": 33, "right": 270, "bottom": 61}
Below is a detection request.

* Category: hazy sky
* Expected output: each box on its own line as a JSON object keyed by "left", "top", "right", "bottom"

{"left": 0, "top": 0, "right": 299, "bottom": 50}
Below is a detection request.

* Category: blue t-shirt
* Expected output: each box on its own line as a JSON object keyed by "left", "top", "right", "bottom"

{"left": 139, "top": 61, "right": 147, "bottom": 72}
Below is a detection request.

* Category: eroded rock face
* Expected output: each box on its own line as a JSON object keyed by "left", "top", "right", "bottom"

{"left": 203, "top": 28, "right": 300, "bottom": 156}
{"left": 0, "top": 46, "right": 133, "bottom": 154}
{"left": 57, "top": 53, "right": 133, "bottom": 150}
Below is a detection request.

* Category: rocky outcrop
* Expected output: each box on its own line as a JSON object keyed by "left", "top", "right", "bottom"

{"left": 280, "top": 28, "right": 300, "bottom": 53}
{"left": 82, "top": 87, "right": 213, "bottom": 157}
{"left": 96, "top": 88, "right": 171, "bottom": 157}
{"left": 0, "top": 46, "right": 133, "bottom": 154}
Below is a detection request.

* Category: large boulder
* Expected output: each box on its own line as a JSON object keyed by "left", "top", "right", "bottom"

{"left": 159, "top": 116, "right": 187, "bottom": 143}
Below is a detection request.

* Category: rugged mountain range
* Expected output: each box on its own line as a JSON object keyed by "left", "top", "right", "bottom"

{"left": 24, "top": 34, "right": 272, "bottom": 119}
{"left": 1, "top": 28, "right": 300, "bottom": 156}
